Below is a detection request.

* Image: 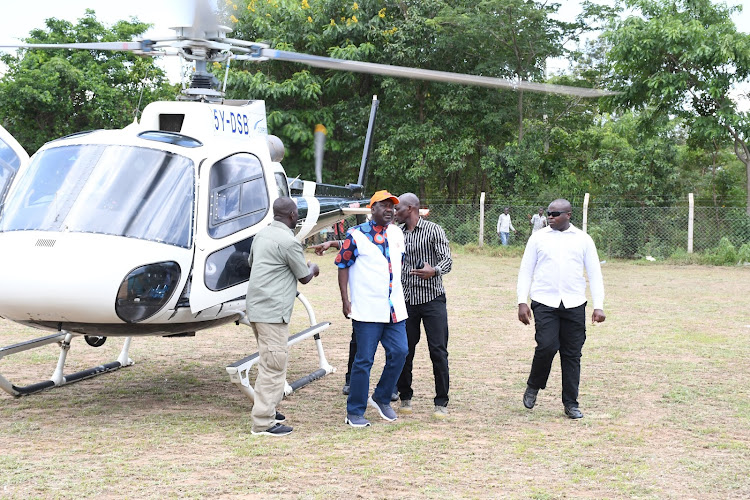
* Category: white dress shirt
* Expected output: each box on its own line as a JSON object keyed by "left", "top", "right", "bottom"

{"left": 517, "top": 224, "right": 604, "bottom": 310}
{"left": 497, "top": 213, "right": 515, "bottom": 233}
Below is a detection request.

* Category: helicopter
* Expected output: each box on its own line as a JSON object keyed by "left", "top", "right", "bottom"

{"left": 0, "top": 1, "right": 615, "bottom": 401}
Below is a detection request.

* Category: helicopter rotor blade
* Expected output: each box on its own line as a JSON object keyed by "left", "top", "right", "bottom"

{"left": 239, "top": 48, "right": 617, "bottom": 98}
{"left": 0, "top": 41, "right": 155, "bottom": 53}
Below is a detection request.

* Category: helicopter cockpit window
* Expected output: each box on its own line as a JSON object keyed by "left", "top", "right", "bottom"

{"left": 204, "top": 236, "right": 254, "bottom": 291}
{"left": 274, "top": 172, "right": 289, "bottom": 198}
{"left": 0, "top": 164, "right": 14, "bottom": 211}
{"left": 138, "top": 130, "right": 202, "bottom": 148}
{"left": 208, "top": 153, "right": 269, "bottom": 239}
{"left": 0, "top": 137, "right": 23, "bottom": 212}
{"left": 0, "top": 138, "right": 22, "bottom": 170}
{"left": 0, "top": 145, "right": 194, "bottom": 248}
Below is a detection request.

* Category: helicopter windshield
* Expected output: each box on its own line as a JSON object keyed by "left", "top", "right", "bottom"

{"left": 0, "top": 145, "right": 194, "bottom": 248}
{"left": 0, "top": 136, "right": 23, "bottom": 209}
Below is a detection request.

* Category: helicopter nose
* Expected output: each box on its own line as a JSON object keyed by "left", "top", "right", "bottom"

{"left": 0, "top": 233, "right": 190, "bottom": 323}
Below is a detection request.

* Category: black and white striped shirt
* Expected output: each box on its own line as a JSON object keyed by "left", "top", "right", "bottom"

{"left": 400, "top": 217, "right": 452, "bottom": 305}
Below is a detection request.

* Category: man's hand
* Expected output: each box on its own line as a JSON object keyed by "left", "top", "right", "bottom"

{"left": 592, "top": 309, "right": 606, "bottom": 324}
{"left": 299, "top": 261, "right": 320, "bottom": 284}
{"left": 308, "top": 261, "right": 320, "bottom": 277}
{"left": 518, "top": 303, "right": 532, "bottom": 325}
{"left": 311, "top": 240, "right": 340, "bottom": 255}
{"left": 342, "top": 298, "right": 352, "bottom": 319}
{"left": 410, "top": 262, "right": 437, "bottom": 279}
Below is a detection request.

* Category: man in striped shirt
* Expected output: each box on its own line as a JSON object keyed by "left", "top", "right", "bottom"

{"left": 394, "top": 193, "right": 453, "bottom": 418}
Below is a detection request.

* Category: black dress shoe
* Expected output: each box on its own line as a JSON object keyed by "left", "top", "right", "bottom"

{"left": 564, "top": 406, "right": 583, "bottom": 419}
{"left": 523, "top": 386, "right": 538, "bottom": 409}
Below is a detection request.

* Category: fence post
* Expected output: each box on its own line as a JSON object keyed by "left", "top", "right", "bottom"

{"left": 479, "top": 192, "right": 485, "bottom": 247}
{"left": 582, "top": 193, "right": 590, "bottom": 233}
{"left": 688, "top": 193, "right": 694, "bottom": 253}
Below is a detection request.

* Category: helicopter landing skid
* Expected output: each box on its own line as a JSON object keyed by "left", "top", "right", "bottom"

{"left": 0, "top": 332, "right": 134, "bottom": 397}
{"left": 226, "top": 293, "right": 336, "bottom": 403}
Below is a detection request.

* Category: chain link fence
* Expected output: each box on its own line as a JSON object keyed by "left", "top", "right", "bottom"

{"left": 425, "top": 203, "right": 750, "bottom": 259}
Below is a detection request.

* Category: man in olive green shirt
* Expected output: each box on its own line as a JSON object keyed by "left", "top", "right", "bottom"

{"left": 246, "top": 197, "right": 319, "bottom": 437}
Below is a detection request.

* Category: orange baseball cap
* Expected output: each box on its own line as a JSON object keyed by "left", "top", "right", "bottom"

{"left": 367, "top": 190, "right": 400, "bottom": 208}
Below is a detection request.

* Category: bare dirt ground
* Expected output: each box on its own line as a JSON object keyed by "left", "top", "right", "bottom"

{"left": 1, "top": 252, "right": 749, "bottom": 499}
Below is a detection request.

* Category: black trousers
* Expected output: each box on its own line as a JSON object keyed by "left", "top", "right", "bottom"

{"left": 396, "top": 294, "right": 450, "bottom": 407}
{"left": 527, "top": 301, "right": 586, "bottom": 408}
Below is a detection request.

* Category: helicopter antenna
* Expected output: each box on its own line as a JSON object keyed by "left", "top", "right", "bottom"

{"left": 358, "top": 95, "right": 380, "bottom": 190}
{"left": 134, "top": 66, "right": 152, "bottom": 121}
{"left": 222, "top": 55, "right": 232, "bottom": 96}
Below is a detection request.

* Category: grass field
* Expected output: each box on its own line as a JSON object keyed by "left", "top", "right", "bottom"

{"left": 1, "top": 252, "right": 749, "bottom": 499}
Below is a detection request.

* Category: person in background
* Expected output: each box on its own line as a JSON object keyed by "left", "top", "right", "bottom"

{"left": 516, "top": 198, "right": 605, "bottom": 419}
{"left": 335, "top": 190, "right": 408, "bottom": 428}
{"left": 246, "top": 197, "right": 320, "bottom": 436}
{"left": 496, "top": 207, "right": 516, "bottom": 246}
{"left": 394, "top": 193, "right": 452, "bottom": 419}
{"left": 529, "top": 207, "right": 548, "bottom": 234}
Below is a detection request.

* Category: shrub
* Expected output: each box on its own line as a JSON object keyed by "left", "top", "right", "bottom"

{"left": 737, "top": 243, "right": 750, "bottom": 264}
{"left": 701, "top": 237, "right": 738, "bottom": 266}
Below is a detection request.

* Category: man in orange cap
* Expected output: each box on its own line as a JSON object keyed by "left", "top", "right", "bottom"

{"left": 335, "top": 190, "right": 408, "bottom": 427}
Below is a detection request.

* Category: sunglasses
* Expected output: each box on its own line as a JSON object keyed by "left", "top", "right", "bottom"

{"left": 547, "top": 211, "right": 570, "bottom": 217}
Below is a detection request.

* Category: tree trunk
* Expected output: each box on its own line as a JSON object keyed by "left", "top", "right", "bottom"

{"left": 727, "top": 125, "right": 750, "bottom": 216}
{"left": 517, "top": 89, "right": 524, "bottom": 143}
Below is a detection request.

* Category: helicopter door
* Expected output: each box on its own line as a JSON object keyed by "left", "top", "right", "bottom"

{"left": 0, "top": 125, "right": 29, "bottom": 214}
{"left": 190, "top": 152, "right": 276, "bottom": 313}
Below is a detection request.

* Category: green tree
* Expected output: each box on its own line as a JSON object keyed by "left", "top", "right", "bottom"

{"left": 226, "top": 0, "right": 385, "bottom": 186}
{"left": 0, "top": 10, "right": 177, "bottom": 153}
{"left": 603, "top": 0, "right": 750, "bottom": 214}
{"left": 225, "top": 0, "right": 601, "bottom": 202}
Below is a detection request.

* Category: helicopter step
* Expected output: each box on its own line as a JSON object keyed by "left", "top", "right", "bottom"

{"left": 226, "top": 292, "right": 335, "bottom": 402}
{"left": 0, "top": 332, "right": 133, "bottom": 397}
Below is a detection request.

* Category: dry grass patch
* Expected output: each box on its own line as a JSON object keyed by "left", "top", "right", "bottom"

{"left": 1, "top": 253, "right": 749, "bottom": 498}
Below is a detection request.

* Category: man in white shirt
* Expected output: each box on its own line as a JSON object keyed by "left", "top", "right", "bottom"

{"left": 496, "top": 207, "right": 516, "bottom": 246}
{"left": 529, "top": 207, "right": 547, "bottom": 233}
{"left": 336, "top": 190, "right": 408, "bottom": 428}
{"left": 516, "top": 199, "right": 606, "bottom": 419}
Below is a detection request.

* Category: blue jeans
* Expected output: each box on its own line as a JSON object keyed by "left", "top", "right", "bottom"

{"left": 347, "top": 320, "right": 408, "bottom": 416}
{"left": 500, "top": 232, "right": 509, "bottom": 246}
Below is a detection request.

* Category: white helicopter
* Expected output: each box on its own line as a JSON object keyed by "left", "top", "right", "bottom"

{"left": 0, "top": 1, "right": 615, "bottom": 401}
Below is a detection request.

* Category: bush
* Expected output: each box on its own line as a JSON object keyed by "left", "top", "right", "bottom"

{"left": 701, "top": 237, "right": 738, "bottom": 266}
{"left": 737, "top": 243, "right": 750, "bottom": 264}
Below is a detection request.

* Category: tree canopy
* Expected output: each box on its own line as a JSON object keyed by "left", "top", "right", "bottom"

{"left": 0, "top": 2, "right": 747, "bottom": 214}
{"left": 603, "top": 0, "right": 750, "bottom": 213}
